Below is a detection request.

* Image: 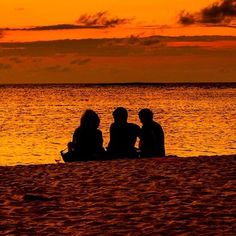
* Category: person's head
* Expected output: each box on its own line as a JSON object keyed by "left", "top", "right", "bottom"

{"left": 139, "top": 108, "right": 153, "bottom": 125}
{"left": 113, "top": 107, "right": 128, "bottom": 124}
{"left": 80, "top": 109, "right": 100, "bottom": 129}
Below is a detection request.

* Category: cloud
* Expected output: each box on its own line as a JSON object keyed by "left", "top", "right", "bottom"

{"left": 103, "top": 35, "right": 162, "bottom": 47}
{"left": 1, "top": 24, "right": 104, "bottom": 31}
{"left": 178, "top": 12, "right": 196, "bottom": 25}
{"left": 76, "top": 11, "right": 131, "bottom": 28}
{"left": 140, "top": 38, "right": 161, "bottom": 46}
{"left": 43, "top": 65, "right": 69, "bottom": 72}
{"left": 70, "top": 58, "right": 91, "bottom": 65}
{"left": 0, "top": 12, "right": 131, "bottom": 32}
{"left": 29, "top": 24, "right": 102, "bottom": 30}
{"left": 179, "top": 0, "right": 236, "bottom": 27}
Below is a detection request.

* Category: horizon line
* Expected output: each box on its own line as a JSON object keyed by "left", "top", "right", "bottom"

{"left": 1, "top": 35, "right": 236, "bottom": 44}
{"left": 0, "top": 82, "right": 235, "bottom": 87}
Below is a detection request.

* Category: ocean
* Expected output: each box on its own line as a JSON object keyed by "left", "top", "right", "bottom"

{"left": 0, "top": 83, "right": 235, "bottom": 166}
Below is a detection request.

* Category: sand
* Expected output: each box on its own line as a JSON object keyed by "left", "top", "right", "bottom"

{"left": 0, "top": 155, "right": 235, "bottom": 235}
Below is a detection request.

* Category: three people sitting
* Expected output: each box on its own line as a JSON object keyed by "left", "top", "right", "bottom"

{"left": 63, "top": 107, "right": 165, "bottom": 162}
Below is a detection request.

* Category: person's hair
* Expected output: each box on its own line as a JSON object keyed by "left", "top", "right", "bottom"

{"left": 138, "top": 108, "right": 153, "bottom": 121}
{"left": 113, "top": 107, "right": 128, "bottom": 123}
{"left": 80, "top": 109, "right": 100, "bottom": 129}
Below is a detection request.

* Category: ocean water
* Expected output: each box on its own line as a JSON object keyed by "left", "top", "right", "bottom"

{"left": 0, "top": 84, "right": 235, "bottom": 166}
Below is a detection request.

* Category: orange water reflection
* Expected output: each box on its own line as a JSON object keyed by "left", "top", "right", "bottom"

{"left": 0, "top": 85, "right": 235, "bottom": 165}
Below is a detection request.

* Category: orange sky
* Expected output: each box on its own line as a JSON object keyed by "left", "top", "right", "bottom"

{"left": 1, "top": 0, "right": 236, "bottom": 42}
{"left": 1, "top": 1, "right": 215, "bottom": 26}
{"left": 0, "top": 1, "right": 236, "bottom": 83}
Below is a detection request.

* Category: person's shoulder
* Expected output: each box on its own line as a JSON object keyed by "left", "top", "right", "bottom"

{"left": 96, "top": 129, "right": 103, "bottom": 135}
{"left": 110, "top": 123, "right": 116, "bottom": 129}
{"left": 129, "top": 123, "right": 140, "bottom": 130}
{"left": 74, "top": 126, "right": 81, "bottom": 133}
{"left": 153, "top": 121, "right": 160, "bottom": 126}
{"left": 153, "top": 121, "right": 164, "bottom": 131}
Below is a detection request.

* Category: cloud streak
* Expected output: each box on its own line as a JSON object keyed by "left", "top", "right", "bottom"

{"left": 76, "top": 12, "right": 131, "bottom": 28}
{"left": 0, "top": 12, "right": 131, "bottom": 31}
{"left": 179, "top": 0, "right": 236, "bottom": 28}
{"left": 1, "top": 24, "right": 105, "bottom": 31}
{"left": 70, "top": 58, "right": 91, "bottom": 65}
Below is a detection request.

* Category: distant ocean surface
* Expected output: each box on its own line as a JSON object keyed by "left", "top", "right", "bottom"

{"left": 0, "top": 83, "right": 235, "bottom": 166}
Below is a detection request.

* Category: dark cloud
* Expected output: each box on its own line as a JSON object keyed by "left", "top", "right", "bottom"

{"left": 140, "top": 38, "right": 161, "bottom": 46}
{"left": 76, "top": 12, "right": 131, "bottom": 27}
{"left": 179, "top": 0, "right": 236, "bottom": 27}
{"left": 0, "top": 12, "right": 130, "bottom": 32}
{"left": 179, "top": 12, "right": 196, "bottom": 25}
{"left": 70, "top": 58, "right": 91, "bottom": 65}
{"left": 105, "top": 35, "right": 161, "bottom": 47}
{"left": 29, "top": 24, "right": 103, "bottom": 30}
{"left": 1, "top": 24, "right": 104, "bottom": 31}
{"left": 127, "top": 35, "right": 161, "bottom": 46}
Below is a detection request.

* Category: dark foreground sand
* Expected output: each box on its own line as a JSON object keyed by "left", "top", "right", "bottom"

{"left": 0, "top": 156, "right": 235, "bottom": 235}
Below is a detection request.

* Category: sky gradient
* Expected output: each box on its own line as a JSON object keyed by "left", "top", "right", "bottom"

{"left": 1, "top": 1, "right": 216, "bottom": 27}
{"left": 1, "top": 0, "right": 236, "bottom": 41}
{"left": 0, "top": 0, "right": 236, "bottom": 83}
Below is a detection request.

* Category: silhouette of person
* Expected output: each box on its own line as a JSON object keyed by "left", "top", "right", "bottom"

{"left": 66, "top": 109, "right": 105, "bottom": 161}
{"left": 139, "top": 108, "right": 165, "bottom": 157}
{"left": 107, "top": 107, "right": 140, "bottom": 158}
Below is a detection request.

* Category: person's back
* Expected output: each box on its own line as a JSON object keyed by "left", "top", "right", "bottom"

{"left": 70, "top": 109, "right": 105, "bottom": 161}
{"left": 107, "top": 107, "right": 140, "bottom": 158}
{"left": 108, "top": 122, "right": 140, "bottom": 157}
{"left": 139, "top": 109, "right": 165, "bottom": 157}
{"left": 73, "top": 126, "right": 104, "bottom": 160}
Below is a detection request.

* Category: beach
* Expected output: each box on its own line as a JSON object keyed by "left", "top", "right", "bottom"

{"left": 0, "top": 155, "right": 235, "bottom": 235}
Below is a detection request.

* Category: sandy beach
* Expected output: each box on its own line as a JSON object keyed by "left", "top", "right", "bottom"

{"left": 0, "top": 155, "right": 235, "bottom": 235}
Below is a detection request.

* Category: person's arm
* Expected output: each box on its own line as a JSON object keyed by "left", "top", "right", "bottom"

{"left": 158, "top": 124, "right": 165, "bottom": 157}
{"left": 71, "top": 128, "right": 80, "bottom": 151}
{"left": 137, "top": 125, "right": 141, "bottom": 138}
{"left": 97, "top": 130, "right": 103, "bottom": 148}
{"left": 136, "top": 125, "right": 142, "bottom": 149}
{"left": 72, "top": 129, "right": 77, "bottom": 144}
{"left": 161, "top": 127, "right": 165, "bottom": 157}
{"left": 107, "top": 124, "right": 114, "bottom": 150}
{"left": 67, "top": 129, "right": 77, "bottom": 152}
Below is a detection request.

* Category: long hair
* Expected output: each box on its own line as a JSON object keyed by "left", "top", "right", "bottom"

{"left": 80, "top": 109, "right": 100, "bottom": 129}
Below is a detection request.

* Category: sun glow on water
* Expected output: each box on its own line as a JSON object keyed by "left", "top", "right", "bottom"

{"left": 0, "top": 84, "right": 235, "bottom": 165}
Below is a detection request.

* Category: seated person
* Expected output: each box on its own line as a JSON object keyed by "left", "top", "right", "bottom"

{"left": 138, "top": 108, "right": 165, "bottom": 158}
{"left": 107, "top": 107, "right": 140, "bottom": 158}
{"left": 65, "top": 109, "right": 105, "bottom": 162}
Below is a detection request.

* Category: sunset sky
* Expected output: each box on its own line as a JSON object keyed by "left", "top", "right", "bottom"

{"left": 1, "top": 0, "right": 236, "bottom": 41}
{"left": 0, "top": 0, "right": 236, "bottom": 83}
{"left": 0, "top": 1, "right": 219, "bottom": 27}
